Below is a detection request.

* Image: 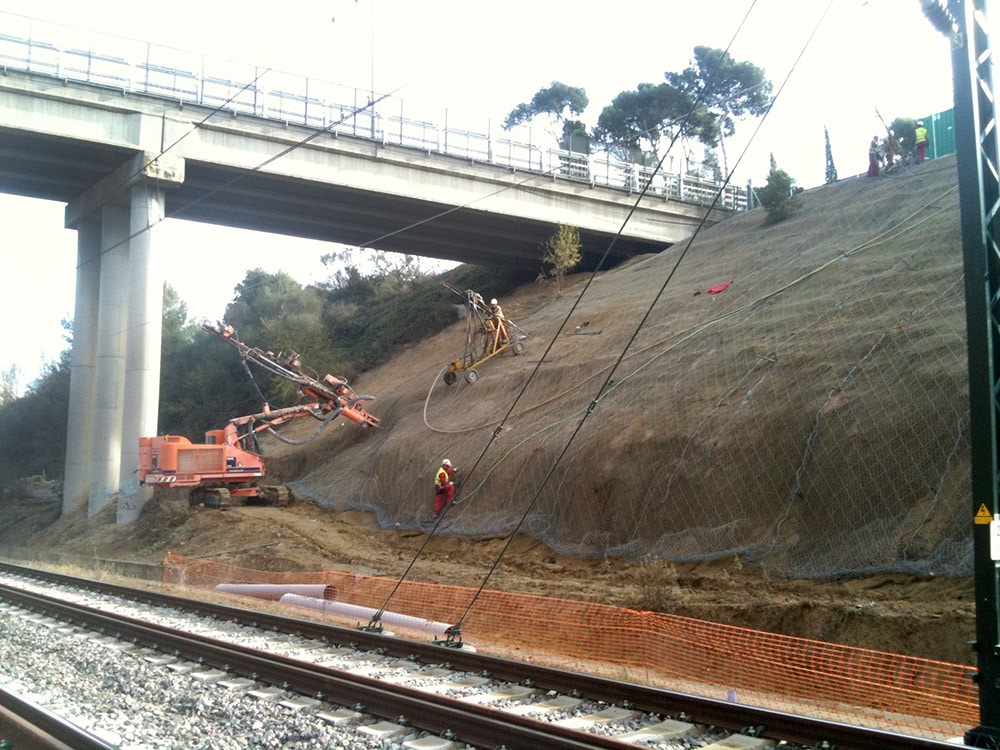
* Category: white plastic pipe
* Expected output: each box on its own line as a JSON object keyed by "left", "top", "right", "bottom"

{"left": 279, "top": 593, "right": 453, "bottom": 635}
{"left": 214, "top": 583, "right": 339, "bottom": 601}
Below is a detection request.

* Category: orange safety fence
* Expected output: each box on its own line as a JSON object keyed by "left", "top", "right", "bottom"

{"left": 163, "top": 553, "right": 976, "bottom": 740}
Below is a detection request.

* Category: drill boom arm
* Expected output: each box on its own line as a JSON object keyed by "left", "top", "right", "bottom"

{"left": 202, "top": 323, "right": 380, "bottom": 428}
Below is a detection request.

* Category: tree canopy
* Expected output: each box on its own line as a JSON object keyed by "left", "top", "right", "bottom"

{"left": 502, "top": 81, "right": 589, "bottom": 132}
{"left": 665, "top": 46, "right": 772, "bottom": 175}
{"left": 502, "top": 47, "right": 771, "bottom": 179}
{"left": 0, "top": 352, "right": 69, "bottom": 492}
{"left": 0, "top": 365, "right": 19, "bottom": 409}
{"left": 593, "top": 82, "right": 716, "bottom": 163}
{"left": 666, "top": 46, "right": 772, "bottom": 135}
{"left": 888, "top": 117, "right": 919, "bottom": 159}
{"left": 824, "top": 127, "right": 838, "bottom": 184}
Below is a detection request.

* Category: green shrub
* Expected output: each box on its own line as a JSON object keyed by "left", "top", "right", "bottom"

{"left": 757, "top": 167, "right": 800, "bottom": 226}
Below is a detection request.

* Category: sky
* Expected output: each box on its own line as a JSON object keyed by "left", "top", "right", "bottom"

{"left": 0, "top": 0, "right": 962, "bottom": 392}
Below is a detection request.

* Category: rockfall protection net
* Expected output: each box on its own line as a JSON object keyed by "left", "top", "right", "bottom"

{"left": 280, "top": 156, "right": 970, "bottom": 579}
{"left": 164, "top": 553, "right": 975, "bottom": 741}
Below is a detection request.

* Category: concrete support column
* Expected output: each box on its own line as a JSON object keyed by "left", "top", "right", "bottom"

{"left": 117, "top": 184, "right": 165, "bottom": 523}
{"left": 87, "top": 204, "right": 130, "bottom": 517}
{"left": 64, "top": 151, "right": 184, "bottom": 521}
{"left": 61, "top": 215, "right": 102, "bottom": 515}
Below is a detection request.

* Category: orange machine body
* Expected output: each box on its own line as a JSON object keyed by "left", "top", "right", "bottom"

{"left": 138, "top": 324, "right": 380, "bottom": 503}
{"left": 139, "top": 425, "right": 265, "bottom": 497}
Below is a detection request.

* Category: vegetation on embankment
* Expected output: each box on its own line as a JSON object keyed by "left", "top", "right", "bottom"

{"left": 0, "top": 255, "right": 533, "bottom": 494}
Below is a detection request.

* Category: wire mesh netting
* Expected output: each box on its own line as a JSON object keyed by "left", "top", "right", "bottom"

{"left": 279, "top": 155, "right": 969, "bottom": 579}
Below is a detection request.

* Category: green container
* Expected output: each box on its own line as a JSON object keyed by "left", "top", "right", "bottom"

{"left": 919, "top": 108, "right": 956, "bottom": 160}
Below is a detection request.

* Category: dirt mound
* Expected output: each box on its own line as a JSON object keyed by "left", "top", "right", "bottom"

{"left": 0, "top": 156, "right": 977, "bottom": 665}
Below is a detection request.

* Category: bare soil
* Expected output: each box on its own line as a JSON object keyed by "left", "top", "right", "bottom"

{"left": 0, "top": 155, "right": 977, "bottom": 667}
{"left": 1, "top": 489, "right": 975, "bottom": 666}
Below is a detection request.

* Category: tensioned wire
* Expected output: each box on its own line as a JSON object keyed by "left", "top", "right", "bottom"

{"left": 367, "top": 0, "right": 811, "bottom": 631}
{"left": 420, "top": 180, "right": 958, "bottom": 442}
{"left": 431, "top": 182, "right": 960, "bottom": 512}
{"left": 437, "top": 0, "right": 841, "bottom": 636}
{"left": 77, "top": 16, "right": 335, "bottom": 265}
{"left": 77, "top": 23, "right": 599, "bottom": 341}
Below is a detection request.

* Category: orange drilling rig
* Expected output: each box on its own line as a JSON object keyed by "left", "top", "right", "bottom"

{"left": 138, "top": 323, "right": 379, "bottom": 508}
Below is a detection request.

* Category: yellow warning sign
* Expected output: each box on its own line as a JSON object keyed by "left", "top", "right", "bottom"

{"left": 975, "top": 503, "right": 993, "bottom": 525}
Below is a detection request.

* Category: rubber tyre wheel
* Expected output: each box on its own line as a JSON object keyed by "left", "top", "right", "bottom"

{"left": 443, "top": 370, "right": 457, "bottom": 385}
{"left": 512, "top": 341, "right": 524, "bottom": 356}
{"left": 465, "top": 369, "right": 479, "bottom": 384}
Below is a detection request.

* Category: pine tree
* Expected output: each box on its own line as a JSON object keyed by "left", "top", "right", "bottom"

{"left": 824, "top": 126, "right": 838, "bottom": 184}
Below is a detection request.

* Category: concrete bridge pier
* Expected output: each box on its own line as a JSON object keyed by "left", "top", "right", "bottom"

{"left": 117, "top": 184, "right": 166, "bottom": 524}
{"left": 61, "top": 216, "right": 101, "bottom": 516}
{"left": 87, "top": 204, "right": 130, "bottom": 517}
{"left": 62, "top": 153, "right": 184, "bottom": 519}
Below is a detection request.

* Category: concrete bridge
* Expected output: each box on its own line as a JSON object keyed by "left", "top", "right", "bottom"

{"left": 0, "top": 14, "right": 744, "bottom": 522}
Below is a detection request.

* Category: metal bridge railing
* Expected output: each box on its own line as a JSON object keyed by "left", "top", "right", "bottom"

{"left": 0, "top": 11, "right": 747, "bottom": 212}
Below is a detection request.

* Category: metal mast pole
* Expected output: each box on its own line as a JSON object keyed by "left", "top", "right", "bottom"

{"left": 928, "top": 0, "right": 1000, "bottom": 744}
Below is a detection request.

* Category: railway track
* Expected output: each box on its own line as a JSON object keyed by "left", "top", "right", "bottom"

{"left": 0, "top": 682, "right": 116, "bottom": 750}
{"left": 0, "top": 561, "right": 963, "bottom": 749}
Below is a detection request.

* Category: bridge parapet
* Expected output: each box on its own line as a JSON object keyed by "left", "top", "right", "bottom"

{"left": 0, "top": 10, "right": 746, "bottom": 212}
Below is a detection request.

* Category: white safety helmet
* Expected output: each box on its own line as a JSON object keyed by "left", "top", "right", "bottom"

{"left": 918, "top": 120, "right": 924, "bottom": 126}
{"left": 442, "top": 459, "right": 451, "bottom": 466}
{"left": 490, "top": 298, "right": 497, "bottom": 305}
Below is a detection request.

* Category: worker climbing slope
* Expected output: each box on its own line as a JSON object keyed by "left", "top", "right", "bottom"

{"left": 434, "top": 458, "right": 457, "bottom": 517}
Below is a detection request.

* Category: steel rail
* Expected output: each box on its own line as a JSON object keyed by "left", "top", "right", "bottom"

{"left": 0, "top": 561, "right": 962, "bottom": 750}
{"left": 0, "top": 583, "right": 641, "bottom": 750}
{"left": 0, "top": 682, "right": 117, "bottom": 750}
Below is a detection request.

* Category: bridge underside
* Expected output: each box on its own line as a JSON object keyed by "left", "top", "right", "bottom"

{"left": 0, "top": 129, "right": 664, "bottom": 269}
{"left": 171, "top": 163, "right": 664, "bottom": 269}
{"left": 0, "top": 128, "right": 134, "bottom": 202}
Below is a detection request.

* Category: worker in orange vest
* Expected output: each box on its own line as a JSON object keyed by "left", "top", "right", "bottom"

{"left": 434, "top": 459, "right": 457, "bottom": 517}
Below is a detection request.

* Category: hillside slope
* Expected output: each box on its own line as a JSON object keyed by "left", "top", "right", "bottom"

{"left": 1, "top": 155, "right": 975, "bottom": 664}
{"left": 270, "top": 152, "right": 969, "bottom": 578}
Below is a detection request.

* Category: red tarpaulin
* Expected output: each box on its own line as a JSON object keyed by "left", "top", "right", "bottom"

{"left": 707, "top": 280, "right": 734, "bottom": 294}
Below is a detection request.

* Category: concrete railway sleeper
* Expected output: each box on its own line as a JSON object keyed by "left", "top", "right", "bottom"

{"left": 0, "top": 562, "right": 963, "bottom": 750}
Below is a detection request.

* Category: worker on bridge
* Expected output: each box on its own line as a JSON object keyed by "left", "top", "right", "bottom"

{"left": 434, "top": 459, "right": 457, "bottom": 517}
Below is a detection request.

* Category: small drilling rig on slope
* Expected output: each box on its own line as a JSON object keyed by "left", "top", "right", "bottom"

{"left": 138, "top": 324, "right": 379, "bottom": 508}
{"left": 441, "top": 284, "right": 525, "bottom": 385}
